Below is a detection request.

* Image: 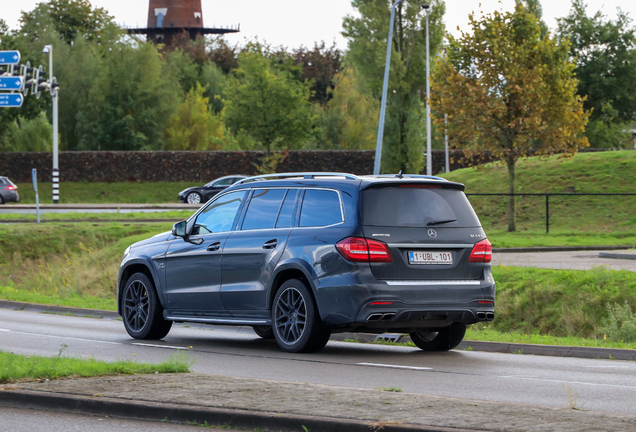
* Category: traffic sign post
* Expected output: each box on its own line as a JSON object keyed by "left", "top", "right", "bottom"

{"left": 0, "top": 51, "right": 21, "bottom": 65}
{"left": 1, "top": 49, "right": 60, "bottom": 204}
{"left": 32, "top": 169, "right": 40, "bottom": 224}
{"left": 0, "top": 93, "right": 24, "bottom": 107}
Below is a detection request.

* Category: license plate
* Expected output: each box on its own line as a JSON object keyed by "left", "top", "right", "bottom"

{"left": 409, "top": 251, "right": 453, "bottom": 265}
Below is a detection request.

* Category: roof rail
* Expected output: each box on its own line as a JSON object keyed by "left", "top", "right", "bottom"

{"left": 232, "top": 172, "right": 361, "bottom": 186}
{"left": 371, "top": 174, "right": 448, "bottom": 181}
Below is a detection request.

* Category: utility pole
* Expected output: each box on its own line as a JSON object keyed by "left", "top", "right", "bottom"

{"left": 424, "top": 5, "right": 432, "bottom": 176}
{"left": 373, "top": 0, "right": 405, "bottom": 176}
{"left": 44, "top": 45, "right": 59, "bottom": 204}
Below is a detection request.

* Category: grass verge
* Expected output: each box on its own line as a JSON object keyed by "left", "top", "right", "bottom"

{"left": 0, "top": 223, "right": 172, "bottom": 308}
{"left": 0, "top": 210, "right": 193, "bottom": 223}
{"left": 0, "top": 346, "right": 193, "bottom": 384}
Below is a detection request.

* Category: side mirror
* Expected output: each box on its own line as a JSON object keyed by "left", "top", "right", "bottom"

{"left": 172, "top": 221, "right": 187, "bottom": 237}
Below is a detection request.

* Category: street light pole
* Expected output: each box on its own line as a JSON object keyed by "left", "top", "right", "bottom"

{"left": 425, "top": 6, "right": 432, "bottom": 176}
{"left": 44, "top": 44, "right": 59, "bottom": 204}
{"left": 373, "top": 0, "right": 405, "bottom": 175}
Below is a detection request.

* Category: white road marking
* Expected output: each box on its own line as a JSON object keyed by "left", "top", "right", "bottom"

{"left": 357, "top": 362, "right": 432, "bottom": 371}
{"left": 131, "top": 343, "right": 190, "bottom": 350}
{"left": 0, "top": 328, "right": 11, "bottom": 332}
{"left": 0, "top": 329, "right": 121, "bottom": 345}
{"left": 498, "top": 376, "right": 636, "bottom": 390}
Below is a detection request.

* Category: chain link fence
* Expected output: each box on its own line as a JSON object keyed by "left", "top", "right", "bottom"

{"left": 465, "top": 193, "right": 636, "bottom": 234}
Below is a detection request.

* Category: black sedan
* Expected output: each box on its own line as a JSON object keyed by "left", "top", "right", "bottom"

{"left": 178, "top": 175, "right": 247, "bottom": 204}
{"left": 0, "top": 176, "right": 20, "bottom": 204}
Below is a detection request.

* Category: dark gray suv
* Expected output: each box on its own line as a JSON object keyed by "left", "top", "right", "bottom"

{"left": 117, "top": 173, "right": 495, "bottom": 353}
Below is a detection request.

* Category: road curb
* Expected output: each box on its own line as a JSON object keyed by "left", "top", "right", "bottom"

{"left": 2, "top": 299, "right": 634, "bottom": 361}
{"left": 599, "top": 251, "right": 636, "bottom": 260}
{"left": 0, "top": 390, "right": 469, "bottom": 432}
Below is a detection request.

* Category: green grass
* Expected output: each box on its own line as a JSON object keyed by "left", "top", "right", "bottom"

{"left": 0, "top": 210, "right": 193, "bottom": 222}
{"left": 0, "top": 347, "right": 193, "bottom": 383}
{"left": 487, "top": 231, "right": 636, "bottom": 248}
{"left": 491, "top": 266, "right": 636, "bottom": 339}
{"left": 0, "top": 223, "right": 172, "bottom": 308}
{"left": 440, "top": 150, "right": 636, "bottom": 236}
{"left": 13, "top": 182, "right": 195, "bottom": 204}
{"left": 465, "top": 326, "right": 635, "bottom": 350}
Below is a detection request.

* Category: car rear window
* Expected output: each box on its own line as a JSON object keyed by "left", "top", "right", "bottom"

{"left": 361, "top": 186, "right": 481, "bottom": 228}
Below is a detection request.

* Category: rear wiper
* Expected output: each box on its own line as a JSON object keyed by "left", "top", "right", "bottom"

{"left": 427, "top": 219, "right": 457, "bottom": 226}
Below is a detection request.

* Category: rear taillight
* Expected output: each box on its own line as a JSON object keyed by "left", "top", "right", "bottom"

{"left": 5, "top": 185, "right": 17, "bottom": 191}
{"left": 336, "top": 237, "right": 393, "bottom": 263}
{"left": 468, "top": 239, "right": 492, "bottom": 263}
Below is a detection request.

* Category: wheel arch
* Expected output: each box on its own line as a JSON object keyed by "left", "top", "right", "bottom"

{"left": 268, "top": 261, "right": 318, "bottom": 311}
{"left": 117, "top": 259, "right": 161, "bottom": 315}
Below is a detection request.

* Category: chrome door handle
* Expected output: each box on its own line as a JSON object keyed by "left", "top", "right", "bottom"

{"left": 263, "top": 239, "right": 278, "bottom": 249}
{"left": 207, "top": 242, "right": 221, "bottom": 252}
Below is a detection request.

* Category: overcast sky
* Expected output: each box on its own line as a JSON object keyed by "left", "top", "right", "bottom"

{"left": 2, "top": 1, "right": 635, "bottom": 50}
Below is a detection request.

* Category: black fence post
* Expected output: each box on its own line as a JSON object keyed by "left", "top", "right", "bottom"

{"left": 545, "top": 194, "right": 549, "bottom": 234}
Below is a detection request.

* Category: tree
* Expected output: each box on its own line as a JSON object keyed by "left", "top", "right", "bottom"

{"left": 343, "top": 0, "right": 446, "bottom": 173}
{"left": 430, "top": 4, "right": 589, "bottom": 232}
{"left": 223, "top": 49, "right": 314, "bottom": 155}
{"left": 0, "top": 113, "right": 53, "bottom": 152}
{"left": 75, "top": 42, "right": 179, "bottom": 150}
{"left": 292, "top": 42, "right": 343, "bottom": 105}
{"left": 165, "top": 83, "right": 228, "bottom": 151}
{"left": 518, "top": 0, "right": 549, "bottom": 38}
{"left": 558, "top": 0, "right": 636, "bottom": 146}
{"left": 18, "top": 0, "right": 119, "bottom": 45}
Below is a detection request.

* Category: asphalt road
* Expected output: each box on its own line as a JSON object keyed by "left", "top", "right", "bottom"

{"left": 2, "top": 309, "right": 635, "bottom": 416}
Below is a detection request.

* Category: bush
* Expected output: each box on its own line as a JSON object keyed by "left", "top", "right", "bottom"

{"left": 599, "top": 302, "right": 636, "bottom": 343}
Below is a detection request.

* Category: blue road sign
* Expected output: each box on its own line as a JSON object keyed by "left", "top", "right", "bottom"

{"left": 0, "top": 50, "right": 21, "bottom": 65}
{"left": 0, "top": 76, "right": 23, "bottom": 90}
{"left": 0, "top": 93, "right": 24, "bottom": 107}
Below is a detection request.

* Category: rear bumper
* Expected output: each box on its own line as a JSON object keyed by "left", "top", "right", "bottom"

{"left": 315, "top": 266, "right": 496, "bottom": 330}
{"left": 0, "top": 191, "right": 19, "bottom": 203}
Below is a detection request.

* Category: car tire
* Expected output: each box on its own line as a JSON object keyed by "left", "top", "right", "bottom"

{"left": 122, "top": 272, "right": 172, "bottom": 340}
{"left": 410, "top": 322, "right": 466, "bottom": 351}
{"left": 186, "top": 192, "right": 202, "bottom": 205}
{"left": 272, "top": 279, "right": 331, "bottom": 353}
{"left": 0, "top": 195, "right": 4, "bottom": 205}
{"left": 252, "top": 326, "right": 275, "bottom": 339}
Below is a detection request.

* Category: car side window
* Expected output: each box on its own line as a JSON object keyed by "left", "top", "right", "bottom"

{"left": 299, "top": 189, "right": 343, "bottom": 227}
{"left": 242, "top": 189, "right": 287, "bottom": 230}
{"left": 192, "top": 191, "right": 246, "bottom": 235}
{"left": 275, "top": 189, "right": 298, "bottom": 228}
{"left": 213, "top": 178, "right": 235, "bottom": 187}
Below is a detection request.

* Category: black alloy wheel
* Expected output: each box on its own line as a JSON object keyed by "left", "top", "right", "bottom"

{"left": 186, "top": 192, "right": 202, "bottom": 204}
{"left": 252, "top": 326, "right": 275, "bottom": 339}
{"left": 410, "top": 322, "right": 466, "bottom": 351}
{"left": 122, "top": 272, "right": 172, "bottom": 340}
{"left": 272, "top": 279, "right": 331, "bottom": 353}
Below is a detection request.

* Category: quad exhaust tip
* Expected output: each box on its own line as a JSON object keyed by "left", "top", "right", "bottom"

{"left": 476, "top": 312, "right": 495, "bottom": 321}
{"left": 367, "top": 312, "right": 396, "bottom": 322}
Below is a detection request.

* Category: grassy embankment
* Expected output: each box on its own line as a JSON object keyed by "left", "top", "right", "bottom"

{"left": 0, "top": 348, "right": 192, "bottom": 383}
{"left": 0, "top": 223, "right": 172, "bottom": 310}
{"left": 0, "top": 223, "right": 635, "bottom": 349}
{"left": 440, "top": 150, "right": 636, "bottom": 248}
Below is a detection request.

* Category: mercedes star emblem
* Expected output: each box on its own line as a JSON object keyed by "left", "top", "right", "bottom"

{"left": 427, "top": 229, "right": 437, "bottom": 238}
